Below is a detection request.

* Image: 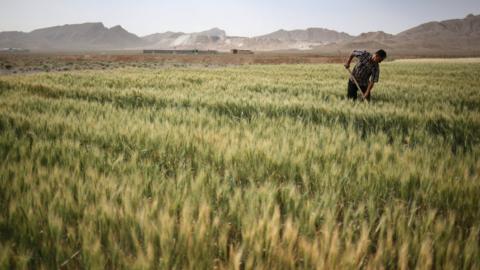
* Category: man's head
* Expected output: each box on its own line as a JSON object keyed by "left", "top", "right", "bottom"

{"left": 372, "top": 49, "right": 387, "bottom": 63}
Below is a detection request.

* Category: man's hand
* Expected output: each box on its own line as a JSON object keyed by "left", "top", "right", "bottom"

{"left": 362, "top": 81, "right": 375, "bottom": 101}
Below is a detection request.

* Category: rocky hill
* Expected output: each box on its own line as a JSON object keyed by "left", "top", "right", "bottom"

{"left": 0, "top": 22, "right": 143, "bottom": 51}
{"left": 257, "top": 28, "right": 353, "bottom": 43}
{"left": 1, "top": 14, "right": 479, "bottom": 54}
{"left": 315, "top": 14, "right": 480, "bottom": 55}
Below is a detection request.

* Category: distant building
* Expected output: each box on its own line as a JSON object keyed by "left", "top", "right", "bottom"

{"left": 143, "top": 49, "right": 218, "bottom": 55}
{"left": 231, "top": 49, "right": 254, "bottom": 54}
{"left": 0, "top": 48, "right": 30, "bottom": 53}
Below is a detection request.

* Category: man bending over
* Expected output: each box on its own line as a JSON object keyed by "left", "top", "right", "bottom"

{"left": 344, "top": 49, "right": 387, "bottom": 101}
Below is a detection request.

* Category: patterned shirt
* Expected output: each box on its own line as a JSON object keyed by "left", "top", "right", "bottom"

{"left": 351, "top": 50, "right": 380, "bottom": 87}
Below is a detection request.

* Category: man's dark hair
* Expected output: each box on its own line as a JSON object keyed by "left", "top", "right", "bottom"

{"left": 376, "top": 49, "right": 387, "bottom": 59}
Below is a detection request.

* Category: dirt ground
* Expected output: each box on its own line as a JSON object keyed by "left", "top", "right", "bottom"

{"left": 0, "top": 52, "right": 349, "bottom": 74}
{"left": 1, "top": 51, "right": 478, "bottom": 75}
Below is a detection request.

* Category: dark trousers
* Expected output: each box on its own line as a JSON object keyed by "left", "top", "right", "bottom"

{"left": 347, "top": 80, "right": 370, "bottom": 101}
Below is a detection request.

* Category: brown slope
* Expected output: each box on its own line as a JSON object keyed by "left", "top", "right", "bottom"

{"left": 397, "top": 14, "right": 480, "bottom": 39}
{"left": 313, "top": 14, "right": 480, "bottom": 56}
{"left": 392, "top": 14, "right": 480, "bottom": 51}
{"left": 0, "top": 22, "right": 144, "bottom": 51}
{"left": 256, "top": 28, "right": 353, "bottom": 43}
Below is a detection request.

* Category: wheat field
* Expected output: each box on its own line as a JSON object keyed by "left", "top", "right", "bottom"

{"left": 0, "top": 60, "right": 479, "bottom": 269}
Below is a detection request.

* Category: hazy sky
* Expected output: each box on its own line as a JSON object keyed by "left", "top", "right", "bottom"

{"left": 1, "top": 0, "right": 479, "bottom": 37}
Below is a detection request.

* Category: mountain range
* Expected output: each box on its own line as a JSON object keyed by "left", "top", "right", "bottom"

{"left": 0, "top": 14, "right": 479, "bottom": 54}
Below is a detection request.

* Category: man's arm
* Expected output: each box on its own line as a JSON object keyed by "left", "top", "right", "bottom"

{"left": 364, "top": 66, "right": 380, "bottom": 99}
{"left": 344, "top": 53, "right": 355, "bottom": 69}
{"left": 345, "top": 50, "right": 367, "bottom": 69}
{"left": 363, "top": 81, "right": 375, "bottom": 99}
